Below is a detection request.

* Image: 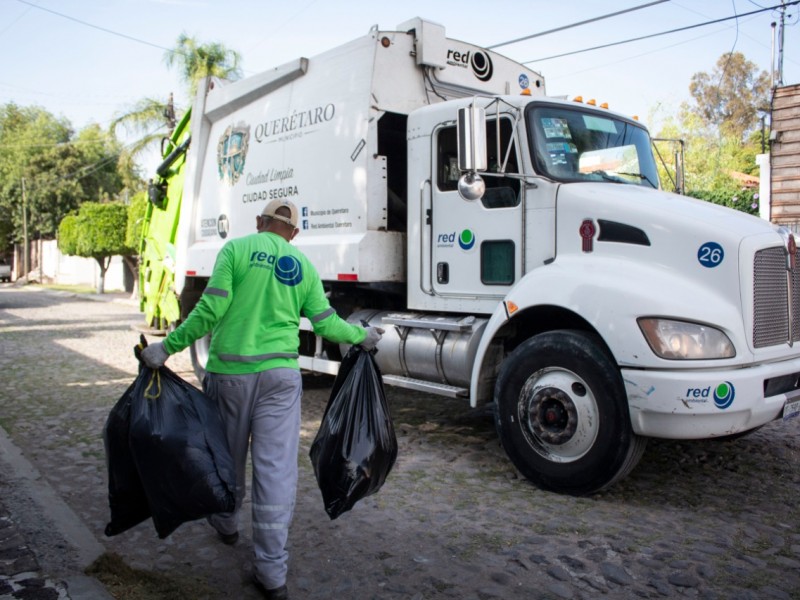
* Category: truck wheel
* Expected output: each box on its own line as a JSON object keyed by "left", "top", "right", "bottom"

{"left": 190, "top": 334, "right": 210, "bottom": 382}
{"left": 495, "top": 330, "right": 646, "bottom": 495}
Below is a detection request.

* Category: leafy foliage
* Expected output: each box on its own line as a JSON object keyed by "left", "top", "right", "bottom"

{"left": 686, "top": 187, "right": 760, "bottom": 217}
{"left": 110, "top": 97, "right": 174, "bottom": 170}
{"left": 57, "top": 214, "right": 80, "bottom": 256}
{"left": 0, "top": 103, "right": 137, "bottom": 251}
{"left": 126, "top": 191, "right": 148, "bottom": 251}
{"left": 57, "top": 202, "right": 132, "bottom": 293}
{"left": 164, "top": 33, "right": 243, "bottom": 96}
{"left": 688, "top": 52, "right": 770, "bottom": 141}
{"left": 653, "top": 52, "right": 768, "bottom": 215}
{"left": 112, "top": 34, "right": 242, "bottom": 170}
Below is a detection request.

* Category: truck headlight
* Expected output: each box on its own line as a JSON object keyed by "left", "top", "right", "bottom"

{"left": 637, "top": 318, "right": 735, "bottom": 360}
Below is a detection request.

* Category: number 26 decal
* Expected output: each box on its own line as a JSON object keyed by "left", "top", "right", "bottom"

{"left": 698, "top": 242, "right": 724, "bottom": 268}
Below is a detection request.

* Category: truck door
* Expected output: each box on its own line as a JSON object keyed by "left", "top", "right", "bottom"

{"left": 430, "top": 117, "right": 522, "bottom": 298}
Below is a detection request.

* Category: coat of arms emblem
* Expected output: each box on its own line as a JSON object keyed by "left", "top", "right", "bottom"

{"left": 217, "top": 123, "right": 250, "bottom": 185}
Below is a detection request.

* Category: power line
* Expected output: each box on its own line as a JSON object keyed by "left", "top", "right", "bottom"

{"left": 12, "top": 122, "right": 168, "bottom": 188}
{"left": 0, "top": 3, "right": 31, "bottom": 35}
{"left": 15, "top": 0, "right": 171, "bottom": 53}
{"left": 13, "top": 1, "right": 242, "bottom": 81}
{"left": 0, "top": 139, "right": 115, "bottom": 150}
{"left": 487, "top": 0, "right": 670, "bottom": 50}
{"left": 523, "top": 0, "right": 800, "bottom": 63}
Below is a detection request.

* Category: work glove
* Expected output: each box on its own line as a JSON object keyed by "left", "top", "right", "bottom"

{"left": 140, "top": 341, "right": 170, "bottom": 369}
{"left": 360, "top": 327, "right": 385, "bottom": 351}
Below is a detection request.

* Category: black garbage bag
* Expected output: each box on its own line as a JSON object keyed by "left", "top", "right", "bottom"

{"left": 104, "top": 339, "right": 236, "bottom": 539}
{"left": 103, "top": 378, "right": 151, "bottom": 536}
{"left": 128, "top": 365, "right": 236, "bottom": 538}
{"left": 309, "top": 345, "right": 398, "bottom": 519}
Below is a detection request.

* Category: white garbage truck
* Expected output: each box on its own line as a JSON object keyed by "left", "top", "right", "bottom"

{"left": 139, "top": 17, "right": 800, "bottom": 495}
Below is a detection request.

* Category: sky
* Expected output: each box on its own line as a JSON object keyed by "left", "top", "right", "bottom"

{"left": 1, "top": 0, "right": 798, "bottom": 173}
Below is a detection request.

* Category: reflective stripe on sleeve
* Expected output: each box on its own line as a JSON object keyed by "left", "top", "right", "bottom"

{"left": 309, "top": 307, "right": 336, "bottom": 323}
{"left": 203, "top": 287, "right": 230, "bottom": 298}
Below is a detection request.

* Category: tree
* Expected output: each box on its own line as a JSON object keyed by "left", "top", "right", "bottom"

{"left": 688, "top": 52, "right": 770, "bottom": 141}
{"left": 164, "top": 33, "right": 243, "bottom": 97}
{"left": 58, "top": 202, "right": 133, "bottom": 294}
{"left": 112, "top": 35, "right": 241, "bottom": 169}
{"left": 652, "top": 52, "right": 768, "bottom": 216}
{"left": 124, "top": 191, "right": 148, "bottom": 299}
{"left": 655, "top": 105, "right": 762, "bottom": 213}
{"left": 110, "top": 96, "right": 175, "bottom": 178}
{"left": 0, "top": 104, "right": 136, "bottom": 254}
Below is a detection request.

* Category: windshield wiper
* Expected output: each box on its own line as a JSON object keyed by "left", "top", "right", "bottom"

{"left": 589, "top": 170, "right": 622, "bottom": 183}
{"left": 615, "top": 171, "right": 657, "bottom": 189}
{"left": 590, "top": 170, "right": 657, "bottom": 189}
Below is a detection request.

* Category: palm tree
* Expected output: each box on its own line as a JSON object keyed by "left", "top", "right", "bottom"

{"left": 111, "top": 95, "right": 176, "bottom": 174}
{"left": 165, "top": 33, "right": 243, "bottom": 97}
{"left": 111, "top": 34, "right": 242, "bottom": 166}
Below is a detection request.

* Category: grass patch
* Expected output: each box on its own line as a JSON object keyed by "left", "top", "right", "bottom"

{"left": 86, "top": 552, "right": 217, "bottom": 599}
{"left": 30, "top": 282, "right": 99, "bottom": 295}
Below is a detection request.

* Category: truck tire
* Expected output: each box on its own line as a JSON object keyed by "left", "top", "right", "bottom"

{"left": 190, "top": 334, "right": 210, "bottom": 382}
{"left": 494, "top": 330, "right": 646, "bottom": 495}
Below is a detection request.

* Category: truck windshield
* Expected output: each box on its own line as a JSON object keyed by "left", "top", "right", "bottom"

{"left": 526, "top": 104, "right": 659, "bottom": 189}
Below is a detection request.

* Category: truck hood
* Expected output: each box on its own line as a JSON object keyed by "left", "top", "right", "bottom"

{"left": 545, "top": 182, "right": 787, "bottom": 366}
{"left": 556, "top": 182, "right": 775, "bottom": 248}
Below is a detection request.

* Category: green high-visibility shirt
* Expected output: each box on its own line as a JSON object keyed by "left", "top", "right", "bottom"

{"left": 163, "top": 231, "right": 366, "bottom": 374}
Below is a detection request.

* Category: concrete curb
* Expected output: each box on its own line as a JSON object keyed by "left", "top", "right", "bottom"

{"left": 0, "top": 426, "right": 114, "bottom": 599}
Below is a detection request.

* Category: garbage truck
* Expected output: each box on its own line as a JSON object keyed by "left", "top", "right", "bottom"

{"left": 139, "top": 17, "right": 800, "bottom": 495}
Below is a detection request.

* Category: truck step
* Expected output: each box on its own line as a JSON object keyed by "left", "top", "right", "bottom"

{"left": 298, "top": 356, "right": 469, "bottom": 398}
{"left": 381, "top": 375, "right": 469, "bottom": 399}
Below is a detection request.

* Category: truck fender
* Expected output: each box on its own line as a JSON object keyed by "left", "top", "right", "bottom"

{"left": 469, "top": 255, "right": 749, "bottom": 405}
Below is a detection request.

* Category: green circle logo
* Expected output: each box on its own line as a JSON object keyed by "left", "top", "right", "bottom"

{"left": 459, "top": 229, "right": 475, "bottom": 250}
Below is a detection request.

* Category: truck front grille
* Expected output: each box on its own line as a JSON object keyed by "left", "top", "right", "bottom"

{"left": 753, "top": 246, "right": 800, "bottom": 348}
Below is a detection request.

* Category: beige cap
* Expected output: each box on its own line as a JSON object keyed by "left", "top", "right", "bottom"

{"left": 261, "top": 199, "right": 299, "bottom": 228}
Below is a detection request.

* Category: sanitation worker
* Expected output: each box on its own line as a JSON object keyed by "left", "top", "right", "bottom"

{"left": 140, "top": 199, "right": 383, "bottom": 600}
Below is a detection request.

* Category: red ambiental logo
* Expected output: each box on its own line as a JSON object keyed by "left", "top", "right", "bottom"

{"left": 446, "top": 48, "right": 494, "bottom": 82}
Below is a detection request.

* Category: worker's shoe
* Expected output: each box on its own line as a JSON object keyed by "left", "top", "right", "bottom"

{"left": 207, "top": 516, "right": 238, "bottom": 545}
{"left": 217, "top": 530, "right": 238, "bottom": 545}
{"left": 253, "top": 577, "right": 288, "bottom": 600}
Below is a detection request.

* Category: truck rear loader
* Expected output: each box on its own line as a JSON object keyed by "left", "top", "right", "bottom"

{"left": 139, "top": 18, "right": 800, "bottom": 495}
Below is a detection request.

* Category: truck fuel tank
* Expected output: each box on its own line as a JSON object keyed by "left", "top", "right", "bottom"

{"left": 346, "top": 310, "right": 488, "bottom": 389}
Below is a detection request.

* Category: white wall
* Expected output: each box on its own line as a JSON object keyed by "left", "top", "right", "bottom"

{"left": 40, "top": 240, "right": 127, "bottom": 291}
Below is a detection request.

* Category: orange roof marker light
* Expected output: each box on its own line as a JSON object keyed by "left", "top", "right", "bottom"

{"left": 573, "top": 96, "right": 583, "bottom": 103}
{"left": 521, "top": 88, "right": 531, "bottom": 96}
{"left": 600, "top": 102, "right": 609, "bottom": 109}
{"left": 587, "top": 99, "right": 596, "bottom": 106}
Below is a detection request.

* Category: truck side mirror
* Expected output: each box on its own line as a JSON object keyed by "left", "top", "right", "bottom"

{"left": 457, "top": 106, "right": 487, "bottom": 201}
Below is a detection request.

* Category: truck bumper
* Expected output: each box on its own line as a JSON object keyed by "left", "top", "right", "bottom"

{"left": 622, "top": 357, "right": 800, "bottom": 439}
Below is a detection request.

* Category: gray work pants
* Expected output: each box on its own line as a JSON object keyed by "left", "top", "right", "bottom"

{"left": 203, "top": 368, "right": 303, "bottom": 589}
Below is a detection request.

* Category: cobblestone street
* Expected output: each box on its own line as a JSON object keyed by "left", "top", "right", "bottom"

{"left": 1, "top": 285, "right": 799, "bottom": 599}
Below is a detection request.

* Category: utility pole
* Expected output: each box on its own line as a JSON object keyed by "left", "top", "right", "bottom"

{"left": 777, "top": 2, "right": 787, "bottom": 87}
{"left": 21, "top": 177, "right": 29, "bottom": 278}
